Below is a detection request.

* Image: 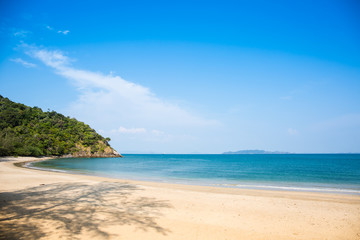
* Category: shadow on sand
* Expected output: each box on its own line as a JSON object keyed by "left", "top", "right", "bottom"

{"left": 0, "top": 182, "right": 172, "bottom": 239}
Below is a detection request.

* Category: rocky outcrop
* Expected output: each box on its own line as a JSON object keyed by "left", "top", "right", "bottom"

{"left": 61, "top": 142, "right": 123, "bottom": 158}
{"left": 61, "top": 152, "right": 123, "bottom": 158}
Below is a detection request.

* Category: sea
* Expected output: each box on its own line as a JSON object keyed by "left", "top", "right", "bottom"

{"left": 31, "top": 154, "right": 360, "bottom": 195}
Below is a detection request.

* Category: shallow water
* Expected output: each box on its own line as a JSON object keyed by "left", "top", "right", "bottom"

{"left": 32, "top": 154, "right": 360, "bottom": 194}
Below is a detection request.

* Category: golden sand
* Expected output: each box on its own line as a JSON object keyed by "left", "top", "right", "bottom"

{"left": 1, "top": 157, "right": 359, "bottom": 240}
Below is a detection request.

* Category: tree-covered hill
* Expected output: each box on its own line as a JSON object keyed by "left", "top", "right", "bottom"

{"left": 0, "top": 95, "right": 121, "bottom": 157}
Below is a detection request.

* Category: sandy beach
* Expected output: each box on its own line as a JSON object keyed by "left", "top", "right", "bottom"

{"left": 0, "top": 157, "right": 359, "bottom": 240}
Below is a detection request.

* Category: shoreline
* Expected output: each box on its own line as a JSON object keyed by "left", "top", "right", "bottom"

{"left": 1, "top": 156, "right": 360, "bottom": 239}
{"left": 25, "top": 156, "right": 360, "bottom": 196}
{"left": 2, "top": 156, "right": 360, "bottom": 202}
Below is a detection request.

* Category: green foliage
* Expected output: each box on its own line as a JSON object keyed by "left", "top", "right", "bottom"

{"left": 0, "top": 95, "right": 112, "bottom": 157}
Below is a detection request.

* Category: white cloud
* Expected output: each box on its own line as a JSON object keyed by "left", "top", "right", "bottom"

{"left": 151, "top": 129, "right": 164, "bottom": 136}
{"left": 28, "top": 48, "right": 71, "bottom": 68}
{"left": 23, "top": 44, "right": 217, "bottom": 134}
{"left": 287, "top": 128, "right": 298, "bottom": 135}
{"left": 10, "top": 58, "right": 36, "bottom": 68}
{"left": 13, "top": 30, "right": 30, "bottom": 38}
{"left": 117, "top": 127, "right": 147, "bottom": 134}
{"left": 108, "top": 127, "right": 167, "bottom": 138}
{"left": 45, "top": 25, "right": 70, "bottom": 35}
{"left": 57, "top": 30, "right": 70, "bottom": 35}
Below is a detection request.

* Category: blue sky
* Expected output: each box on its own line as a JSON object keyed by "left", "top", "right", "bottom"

{"left": 0, "top": 0, "right": 359, "bottom": 153}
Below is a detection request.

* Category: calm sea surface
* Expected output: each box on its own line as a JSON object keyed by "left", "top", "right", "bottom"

{"left": 31, "top": 154, "right": 360, "bottom": 194}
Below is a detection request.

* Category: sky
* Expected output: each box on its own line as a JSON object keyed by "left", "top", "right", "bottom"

{"left": 0, "top": 0, "right": 359, "bottom": 153}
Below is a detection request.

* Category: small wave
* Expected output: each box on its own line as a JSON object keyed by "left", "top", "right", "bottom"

{"left": 25, "top": 162, "right": 69, "bottom": 173}
{"left": 214, "top": 183, "right": 360, "bottom": 194}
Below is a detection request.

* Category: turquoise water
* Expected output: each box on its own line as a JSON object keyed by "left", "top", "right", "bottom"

{"left": 32, "top": 154, "right": 360, "bottom": 194}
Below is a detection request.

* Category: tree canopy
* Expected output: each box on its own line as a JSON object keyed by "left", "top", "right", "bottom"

{"left": 0, "top": 95, "right": 116, "bottom": 157}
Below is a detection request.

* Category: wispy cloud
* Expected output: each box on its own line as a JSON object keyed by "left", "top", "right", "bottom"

{"left": 10, "top": 58, "right": 36, "bottom": 68}
{"left": 107, "top": 126, "right": 175, "bottom": 146}
{"left": 57, "top": 30, "right": 70, "bottom": 35}
{"left": 29, "top": 48, "right": 71, "bottom": 68}
{"left": 151, "top": 129, "right": 165, "bottom": 136}
{"left": 22, "top": 44, "right": 217, "bottom": 135}
{"left": 13, "top": 30, "right": 30, "bottom": 38}
{"left": 110, "top": 126, "right": 165, "bottom": 136}
{"left": 45, "top": 25, "right": 70, "bottom": 35}
{"left": 116, "top": 127, "right": 147, "bottom": 134}
{"left": 287, "top": 128, "right": 298, "bottom": 135}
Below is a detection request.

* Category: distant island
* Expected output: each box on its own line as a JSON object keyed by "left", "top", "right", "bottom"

{"left": 223, "top": 150, "right": 290, "bottom": 154}
{"left": 0, "top": 95, "right": 122, "bottom": 158}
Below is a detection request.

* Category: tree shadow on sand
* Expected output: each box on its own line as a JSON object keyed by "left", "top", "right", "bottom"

{"left": 0, "top": 182, "right": 172, "bottom": 239}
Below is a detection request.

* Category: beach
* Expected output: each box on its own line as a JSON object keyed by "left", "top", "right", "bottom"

{"left": 1, "top": 157, "right": 360, "bottom": 240}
